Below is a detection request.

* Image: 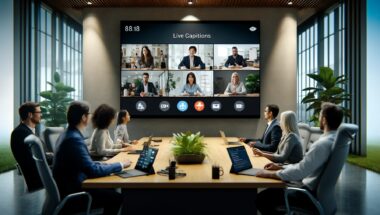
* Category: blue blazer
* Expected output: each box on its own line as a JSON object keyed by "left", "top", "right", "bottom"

{"left": 53, "top": 127, "right": 122, "bottom": 197}
{"left": 178, "top": 55, "right": 205, "bottom": 69}
{"left": 245, "top": 119, "right": 282, "bottom": 152}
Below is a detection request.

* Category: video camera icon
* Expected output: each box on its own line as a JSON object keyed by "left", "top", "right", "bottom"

{"left": 234, "top": 101, "right": 245, "bottom": 112}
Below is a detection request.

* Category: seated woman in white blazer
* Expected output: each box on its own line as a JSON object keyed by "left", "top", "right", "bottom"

{"left": 90, "top": 104, "right": 132, "bottom": 157}
{"left": 252, "top": 110, "right": 303, "bottom": 164}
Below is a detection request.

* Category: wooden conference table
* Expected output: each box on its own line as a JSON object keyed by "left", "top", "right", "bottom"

{"left": 83, "top": 137, "right": 285, "bottom": 215}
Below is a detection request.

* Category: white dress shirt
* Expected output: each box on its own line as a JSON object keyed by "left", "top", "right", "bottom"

{"left": 189, "top": 56, "right": 194, "bottom": 68}
{"left": 143, "top": 83, "right": 148, "bottom": 93}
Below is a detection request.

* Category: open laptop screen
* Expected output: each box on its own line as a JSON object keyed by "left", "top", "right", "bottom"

{"left": 135, "top": 147, "right": 158, "bottom": 173}
{"left": 227, "top": 146, "right": 252, "bottom": 172}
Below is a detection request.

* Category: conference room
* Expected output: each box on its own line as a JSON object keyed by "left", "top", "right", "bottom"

{"left": 1, "top": 0, "right": 379, "bottom": 215}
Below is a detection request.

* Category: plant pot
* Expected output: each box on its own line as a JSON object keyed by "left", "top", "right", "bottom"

{"left": 174, "top": 154, "right": 205, "bottom": 164}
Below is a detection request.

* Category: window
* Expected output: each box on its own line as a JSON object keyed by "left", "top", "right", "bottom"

{"left": 297, "top": 3, "right": 346, "bottom": 124}
{"left": 30, "top": 1, "right": 83, "bottom": 102}
{"left": 297, "top": 20, "right": 318, "bottom": 123}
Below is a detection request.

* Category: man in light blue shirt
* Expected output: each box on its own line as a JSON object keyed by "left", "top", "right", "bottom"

{"left": 255, "top": 102, "right": 344, "bottom": 215}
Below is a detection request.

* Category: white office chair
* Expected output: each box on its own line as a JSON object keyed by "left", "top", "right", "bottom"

{"left": 24, "top": 134, "right": 92, "bottom": 215}
{"left": 285, "top": 123, "right": 358, "bottom": 215}
{"left": 298, "top": 123, "right": 311, "bottom": 154}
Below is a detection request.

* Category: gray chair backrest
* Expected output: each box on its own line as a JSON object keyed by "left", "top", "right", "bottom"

{"left": 316, "top": 123, "right": 358, "bottom": 215}
{"left": 43, "top": 127, "right": 64, "bottom": 153}
{"left": 298, "top": 123, "right": 311, "bottom": 154}
{"left": 25, "top": 135, "right": 61, "bottom": 215}
{"left": 307, "top": 127, "right": 323, "bottom": 153}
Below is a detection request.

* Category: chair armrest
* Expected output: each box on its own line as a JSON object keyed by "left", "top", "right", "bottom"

{"left": 53, "top": 191, "right": 92, "bottom": 215}
{"left": 284, "top": 187, "right": 324, "bottom": 215}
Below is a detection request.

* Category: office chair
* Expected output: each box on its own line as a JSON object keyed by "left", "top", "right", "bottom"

{"left": 298, "top": 123, "right": 311, "bottom": 154}
{"left": 307, "top": 127, "right": 323, "bottom": 152}
{"left": 43, "top": 127, "right": 64, "bottom": 153}
{"left": 24, "top": 134, "right": 92, "bottom": 215}
{"left": 285, "top": 123, "right": 358, "bottom": 215}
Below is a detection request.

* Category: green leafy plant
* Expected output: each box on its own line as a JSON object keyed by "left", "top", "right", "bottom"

{"left": 301, "top": 67, "right": 351, "bottom": 125}
{"left": 134, "top": 78, "right": 142, "bottom": 87}
{"left": 245, "top": 73, "right": 260, "bottom": 93}
{"left": 165, "top": 72, "right": 176, "bottom": 95}
{"left": 172, "top": 131, "right": 206, "bottom": 156}
{"left": 40, "top": 72, "right": 75, "bottom": 127}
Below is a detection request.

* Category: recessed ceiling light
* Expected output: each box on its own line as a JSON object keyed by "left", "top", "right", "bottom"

{"left": 87, "top": 1, "right": 93, "bottom": 5}
{"left": 288, "top": 1, "right": 293, "bottom": 5}
{"left": 188, "top": 0, "right": 194, "bottom": 5}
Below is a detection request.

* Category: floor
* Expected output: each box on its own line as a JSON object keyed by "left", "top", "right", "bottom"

{"left": 0, "top": 162, "right": 379, "bottom": 215}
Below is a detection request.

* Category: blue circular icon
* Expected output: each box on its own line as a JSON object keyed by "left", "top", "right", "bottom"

{"left": 177, "top": 101, "right": 188, "bottom": 112}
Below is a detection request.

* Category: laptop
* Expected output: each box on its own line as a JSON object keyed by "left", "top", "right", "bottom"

{"left": 227, "top": 146, "right": 260, "bottom": 176}
{"left": 116, "top": 146, "right": 158, "bottom": 178}
{"left": 128, "top": 135, "right": 153, "bottom": 154}
{"left": 220, "top": 130, "right": 241, "bottom": 145}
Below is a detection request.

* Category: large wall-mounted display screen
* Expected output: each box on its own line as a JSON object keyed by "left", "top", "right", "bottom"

{"left": 120, "top": 21, "right": 260, "bottom": 117}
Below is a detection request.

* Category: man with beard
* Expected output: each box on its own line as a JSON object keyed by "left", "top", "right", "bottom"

{"left": 10, "top": 102, "right": 44, "bottom": 192}
{"left": 255, "top": 102, "right": 344, "bottom": 214}
{"left": 224, "top": 46, "right": 247, "bottom": 68}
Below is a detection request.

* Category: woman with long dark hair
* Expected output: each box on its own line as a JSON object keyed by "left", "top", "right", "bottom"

{"left": 139, "top": 46, "right": 154, "bottom": 69}
{"left": 180, "top": 72, "right": 203, "bottom": 96}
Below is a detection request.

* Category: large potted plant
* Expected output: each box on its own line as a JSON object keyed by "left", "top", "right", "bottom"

{"left": 40, "top": 72, "right": 75, "bottom": 127}
{"left": 172, "top": 131, "right": 206, "bottom": 164}
{"left": 301, "top": 67, "right": 351, "bottom": 125}
{"left": 245, "top": 73, "right": 260, "bottom": 93}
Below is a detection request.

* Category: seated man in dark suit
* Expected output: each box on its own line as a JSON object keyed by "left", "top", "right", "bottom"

{"left": 178, "top": 46, "right": 206, "bottom": 69}
{"left": 10, "top": 102, "right": 44, "bottom": 192}
{"left": 53, "top": 101, "right": 132, "bottom": 215}
{"left": 224, "top": 46, "right": 247, "bottom": 68}
{"left": 239, "top": 104, "right": 282, "bottom": 152}
{"left": 135, "top": 72, "right": 158, "bottom": 97}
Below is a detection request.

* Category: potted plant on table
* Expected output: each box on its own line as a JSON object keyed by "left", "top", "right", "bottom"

{"left": 172, "top": 131, "right": 206, "bottom": 164}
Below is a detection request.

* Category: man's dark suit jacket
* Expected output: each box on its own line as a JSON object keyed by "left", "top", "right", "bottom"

{"left": 245, "top": 119, "right": 282, "bottom": 152}
{"left": 178, "top": 55, "right": 206, "bottom": 69}
{"left": 10, "top": 123, "right": 43, "bottom": 192}
{"left": 224, "top": 54, "right": 247, "bottom": 67}
{"left": 135, "top": 82, "right": 158, "bottom": 96}
{"left": 53, "top": 127, "right": 122, "bottom": 198}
